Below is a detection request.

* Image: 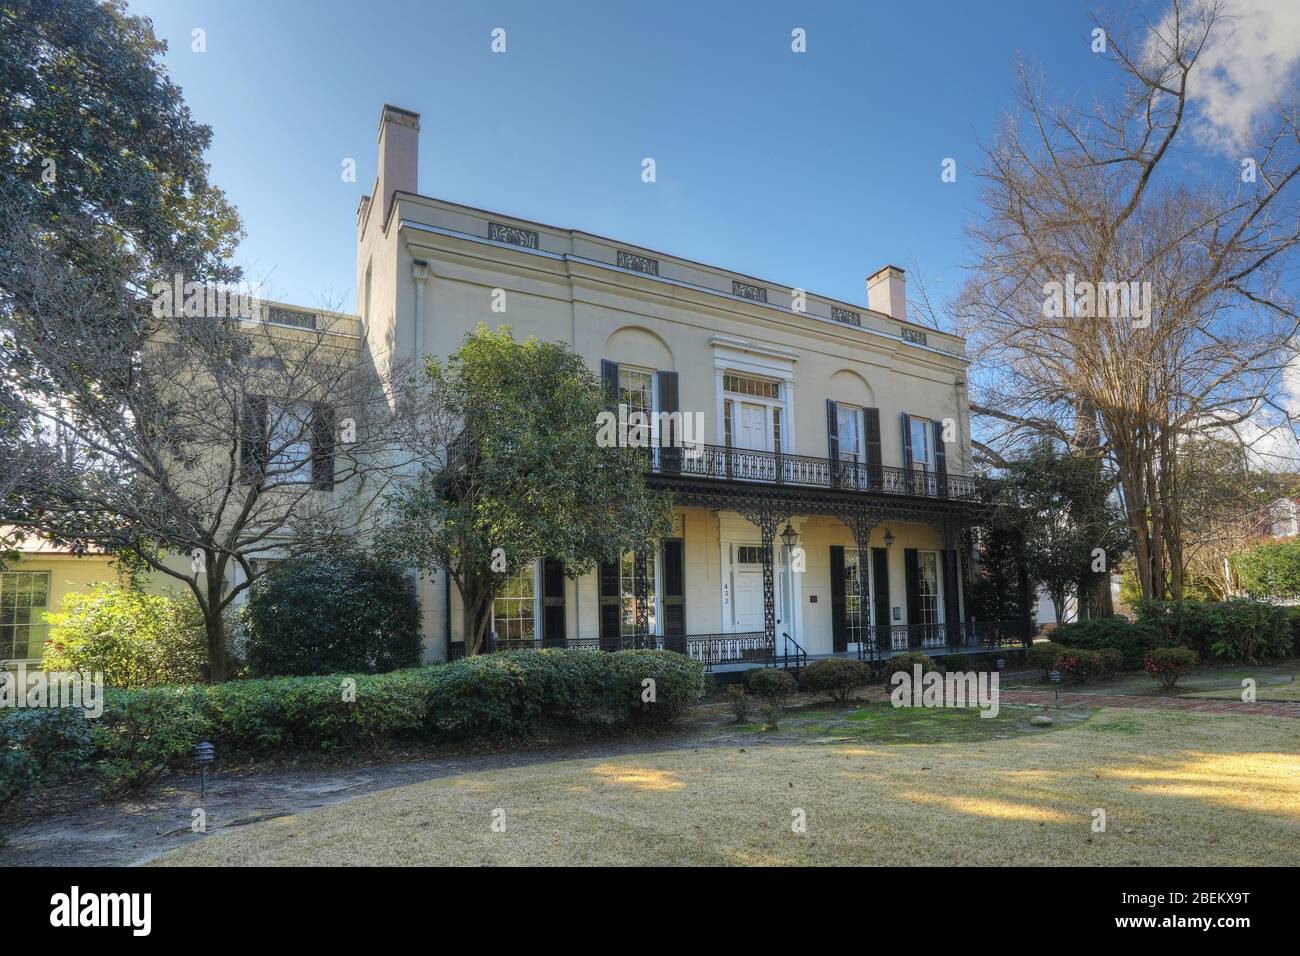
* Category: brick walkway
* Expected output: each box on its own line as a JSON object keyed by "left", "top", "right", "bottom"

{"left": 999, "top": 689, "right": 1300, "bottom": 719}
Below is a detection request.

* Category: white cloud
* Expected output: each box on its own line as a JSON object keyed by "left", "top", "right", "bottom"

{"left": 1150, "top": 0, "right": 1300, "bottom": 153}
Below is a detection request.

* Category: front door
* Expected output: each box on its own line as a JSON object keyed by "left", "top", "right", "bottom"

{"left": 734, "top": 549, "right": 765, "bottom": 632}
{"left": 737, "top": 402, "right": 766, "bottom": 450}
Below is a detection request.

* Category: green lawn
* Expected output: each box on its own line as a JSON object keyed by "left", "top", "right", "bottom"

{"left": 156, "top": 705, "right": 1300, "bottom": 867}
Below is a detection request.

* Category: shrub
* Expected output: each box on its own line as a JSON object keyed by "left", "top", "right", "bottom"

{"left": 1134, "top": 600, "right": 1215, "bottom": 656}
{"left": 1145, "top": 647, "right": 1198, "bottom": 690}
{"left": 943, "top": 653, "right": 973, "bottom": 672}
{"left": 1286, "top": 606, "right": 1300, "bottom": 656}
{"left": 94, "top": 686, "right": 212, "bottom": 794}
{"left": 1054, "top": 647, "right": 1121, "bottom": 683}
{"left": 41, "top": 585, "right": 207, "bottom": 688}
{"left": 1052, "top": 616, "right": 1158, "bottom": 669}
{"left": 746, "top": 668, "right": 797, "bottom": 729}
{"left": 243, "top": 553, "right": 422, "bottom": 677}
{"left": 877, "top": 652, "right": 937, "bottom": 684}
{"left": 1027, "top": 642, "right": 1063, "bottom": 679}
{"left": 605, "top": 649, "right": 707, "bottom": 727}
{"left": 800, "top": 658, "right": 869, "bottom": 705}
{"left": 726, "top": 684, "right": 750, "bottom": 723}
{"left": 0, "top": 709, "right": 94, "bottom": 815}
{"left": 1202, "top": 601, "right": 1292, "bottom": 663}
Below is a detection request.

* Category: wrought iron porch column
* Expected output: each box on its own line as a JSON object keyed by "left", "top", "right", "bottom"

{"left": 842, "top": 506, "right": 884, "bottom": 659}
{"left": 738, "top": 500, "right": 790, "bottom": 662}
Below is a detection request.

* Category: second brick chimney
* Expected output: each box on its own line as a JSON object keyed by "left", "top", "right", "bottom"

{"left": 376, "top": 104, "right": 420, "bottom": 225}
{"left": 867, "top": 265, "right": 907, "bottom": 323}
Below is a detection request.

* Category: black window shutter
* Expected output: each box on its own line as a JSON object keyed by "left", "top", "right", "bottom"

{"left": 863, "top": 407, "right": 882, "bottom": 489}
{"left": 904, "top": 548, "right": 921, "bottom": 632}
{"left": 932, "top": 419, "right": 947, "bottom": 475}
{"left": 311, "top": 403, "right": 336, "bottom": 491}
{"left": 600, "top": 359, "right": 619, "bottom": 405}
{"left": 239, "top": 396, "right": 268, "bottom": 485}
{"left": 542, "top": 559, "right": 565, "bottom": 645}
{"left": 829, "top": 546, "right": 847, "bottom": 653}
{"left": 598, "top": 559, "right": 621, "bottom": 649}
{"left": 943, "top": 549, "right": 961, "bottom": 646}
{"left": 657, "top": 370, "right": 680, "bottom": 474}
{"left": 826, "top": 399, "right": 839, "bottom": 487}
{"left": 662, "top": 539, "right": 685, "bottom": 645}
{"left": 872, "top": 547, "right": 891, "bottom": 648}
{"left": 901, "top": 413, "right": 914, "bottom": 472}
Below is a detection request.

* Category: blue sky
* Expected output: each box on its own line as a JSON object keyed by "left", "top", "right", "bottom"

{"left": 124, "top": 0, "right": 1112, "bottom": 319}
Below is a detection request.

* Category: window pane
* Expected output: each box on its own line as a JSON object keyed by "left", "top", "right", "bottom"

{"left": 911, "top": 419, "right": 929, "bottom": 465}
{"left": 492, "top": 562, "right": 536, "bottom": 642}
{"left": 838, "top": 407, "right": 860, "bottom": 460}
{"left": 0, "top": 572, "right": 50, "bottom": 660}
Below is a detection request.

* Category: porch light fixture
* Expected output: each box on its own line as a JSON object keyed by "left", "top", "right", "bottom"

{"left": 780, "top": 524, "right": 799, "bottom": 551}
{"left": 883, "top": 529, "right": 896, "bottom": 548}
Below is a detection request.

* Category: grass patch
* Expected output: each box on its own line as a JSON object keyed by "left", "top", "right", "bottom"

{"left": 785, "top": 703, "right": 1086, "bottom": 744}
{"left": 154, "top": 707, "right": 1300, "bottom": 867}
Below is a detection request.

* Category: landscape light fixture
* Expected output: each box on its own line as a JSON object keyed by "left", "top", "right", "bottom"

{"left": 996, "top": 658, "right": 1006, "bottom": 673}
{"left": 1049, "top": 670, "right": 1062, "bottom": 705}
{"left": 194, "top": 741, "right": 216, "bottom": 799}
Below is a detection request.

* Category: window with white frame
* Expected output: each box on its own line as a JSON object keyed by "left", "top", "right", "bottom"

{"left": 618, "top": 367, "right": 654, "bottom": 418}
{"left": 917, "top": 551, "right": 942, "bottom": 625}
{"left": 910, "top": 417, "right": 931, "bottom": 469}
{"left": 620, "top": 551, "right": 657, "bottom": 635}
{"left": 1, "top": 571, "right": 50, "bottom": 661}
{"left": 268, "top": 401, "right": 313, "bottom": 482}
{"left": 837, "top": 404, "right": 861, "bottom": 464}
{"left": 492, "top": 561, "right": 536, "bottom": 642}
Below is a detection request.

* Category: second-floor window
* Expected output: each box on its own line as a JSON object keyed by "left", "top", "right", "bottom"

{"left": 909, "top": 416, "right": 931, "bottom": 470}
{"left": 837, "top": 405, "right": 861, "bottom": 465}
{"left": 268, "top": 402, "right": 313, "bottom": 482}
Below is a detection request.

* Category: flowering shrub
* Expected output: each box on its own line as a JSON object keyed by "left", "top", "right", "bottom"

{"left": 1144, "top": 647, "right": 1198, "bottom": 690}
{"left": 1053, "top": 647, "right": 1120, "bottom": 683}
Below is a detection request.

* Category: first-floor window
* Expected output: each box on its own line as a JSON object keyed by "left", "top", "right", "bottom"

{"left": 1, "top": 571, "right": 50, "bottom": 661}
{"left": 620, "top": 551, "right": 656, "bottom": 635}
{"left": 917, "top": 552, "right": 941, "bottom": 625}
{"left": 268, "top": 401, "right": 313, "bottom": 482}
{"left": 493, "top": 562, "right": 536, "bottom": 642}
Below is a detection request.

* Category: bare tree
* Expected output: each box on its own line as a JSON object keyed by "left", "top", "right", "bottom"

{"left": 2, "top": 204, "right": 445, "bottom": 679}
{"left": 957, "top": 0, "right": 1300, "bottom": 602}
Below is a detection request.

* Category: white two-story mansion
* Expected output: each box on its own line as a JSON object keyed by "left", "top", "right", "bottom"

{"left": 350, "top": 104, "right": 1028, "bottom": 668}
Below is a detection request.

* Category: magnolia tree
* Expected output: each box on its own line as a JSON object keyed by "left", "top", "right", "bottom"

{"left": 957, "top": 0, "right": 1300, "bottom": 601}
{"left": 380, "top": 325, "right": 675, "bottom": 656}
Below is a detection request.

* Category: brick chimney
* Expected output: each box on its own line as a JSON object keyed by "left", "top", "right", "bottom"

{"left": 867, "top": 265, "right": 907, "bottom": 323}
{"left": 376, "top": 104, "right": 420, "bottom": 224}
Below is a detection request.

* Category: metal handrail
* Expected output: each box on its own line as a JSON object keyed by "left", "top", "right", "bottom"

{"left": 651, "top": 444, "right": 978, "bottom": 500}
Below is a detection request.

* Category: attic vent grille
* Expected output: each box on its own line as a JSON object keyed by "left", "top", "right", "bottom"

{"left": 617, "top": 250, "right": 659, "bottom": 275}
{"left": 488, "top": 222, "right": 539, "bottom": 249}
{"left": 902, "top": 328, "right": 928, "bottom": 346}
{"left": 831, "top": 307, "right": 861, "bottom": 327}
{"left": 732, "top": 280, "right": 767, "bottom": 303}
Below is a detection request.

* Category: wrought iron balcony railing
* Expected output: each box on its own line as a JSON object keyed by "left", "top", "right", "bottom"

{"left": 649, "top": 444, "right": 979, "bottom": 500}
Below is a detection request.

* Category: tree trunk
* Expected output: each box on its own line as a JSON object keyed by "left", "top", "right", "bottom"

{"left": 204, "top": 609, "right": 226, "bottom": 683}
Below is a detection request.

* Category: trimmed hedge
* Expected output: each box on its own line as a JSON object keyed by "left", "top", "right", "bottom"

{"left": 14, "top": 649, "right": 706, "bottom": 797}
{"left": 1051, "top": 616, "right": 1157, "bottom": 669}
{"left": 942, "top": 653, "right": 973, "bottom": 672}
{"left": 800, "top": 658, "right": 869, "bottom": 704}
{"left": 1136, "top": 600, "right": 1294, "bottom": 663}
{"left": 1, "top": 708, "right": 94, "bottom": 813}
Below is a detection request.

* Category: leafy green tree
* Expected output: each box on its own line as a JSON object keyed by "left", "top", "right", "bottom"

{"left": 381, "top": 326, "right": 674, "bottom": 655}
{"left": 0, "top": 0, "right": 243, "bottom": 553}
{"left": 989, "top": 442, "right": 1129, "bottom": 623}
{"left": 1232, "top": 538, "right": 1300, "bottom": 600}
{"left": 41, "top": 583, "right": 207, "bottom": 688}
